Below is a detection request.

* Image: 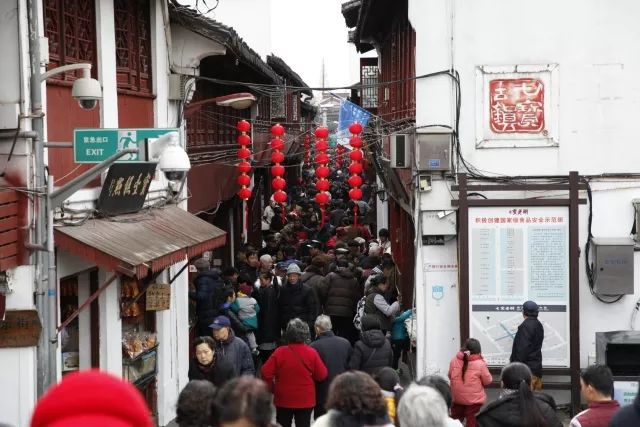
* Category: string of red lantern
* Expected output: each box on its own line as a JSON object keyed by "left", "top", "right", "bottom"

{"left": 348, "top": 122, "right": 364, "bottom": 227}
{"left": 236, "top": 120, "right": 252, "bottom": 242}
{"left": 314, "top": 127, "right": 331, "bottom": 227}
{"left": 270, "top": 124, "right": 287, "bottom": 224}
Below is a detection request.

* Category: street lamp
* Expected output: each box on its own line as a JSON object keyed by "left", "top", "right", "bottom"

{"left": 183, "top": 92, "right": 257, "bottom": 118}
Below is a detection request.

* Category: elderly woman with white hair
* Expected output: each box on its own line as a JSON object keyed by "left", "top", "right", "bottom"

{"left": 261, "top": 318, "right": 328, "bottom": 427}
{"left": 397, "top": 384, "right": 449, "bottom": 427}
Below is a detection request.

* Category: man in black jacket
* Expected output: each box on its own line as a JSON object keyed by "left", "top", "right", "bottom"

{"left": 278, "top": 264, "right": 318, "bottom": 337}
{"left": 318, "top": 259, "right": 362, "bottom": 344}
{"left": 510, "top": 300, "right": 544, "bottom": 390}
{"left": 253, "top": 271, "right": 281, "bottom": 363}
{"left": 310, "top": 315, "right": 352, "bottom": 418}
{"left": 190, "top": 259, "right": 225, "bottom": 337}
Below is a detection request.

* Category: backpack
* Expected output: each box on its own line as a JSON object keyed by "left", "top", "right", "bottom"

{"left": 353, "top": 295, "right": 367, "bottom": 331}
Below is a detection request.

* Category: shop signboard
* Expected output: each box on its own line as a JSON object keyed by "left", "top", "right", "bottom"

{"left": 468, "top": 206, "right": 570, "bottom": 367}
{"left": 97, "top": 162, "right": 157, "bottom": 216}
{"left": 74, "top": 128, "right": 179, "bottom": 163}
{"left": 146, "top": 283, "right": 171, "bottom": 311}
{"left": 0, "top": 310, "right": 42, "bottom": 348}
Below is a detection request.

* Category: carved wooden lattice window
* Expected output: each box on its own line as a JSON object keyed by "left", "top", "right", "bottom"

{"left": 114, "top": 0, "right": 152, "bottom": 94}
{"left": 44, "top": 0, "right": 97, "bottom": 82}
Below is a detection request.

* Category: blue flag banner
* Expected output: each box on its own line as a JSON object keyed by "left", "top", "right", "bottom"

{"left": 338, "top": 99, "right": 372, "bottom": 131}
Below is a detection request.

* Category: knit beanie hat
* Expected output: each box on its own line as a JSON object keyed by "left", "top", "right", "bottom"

{"left": 375, "top": 367, "right": 400, "bottom": 392}
{"left": 31, "top": 369, "right": 152, "bottom": 427}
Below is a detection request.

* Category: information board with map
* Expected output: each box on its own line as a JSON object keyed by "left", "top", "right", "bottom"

{"left": 468, "top": 206, "right": 570, "bottom": 367}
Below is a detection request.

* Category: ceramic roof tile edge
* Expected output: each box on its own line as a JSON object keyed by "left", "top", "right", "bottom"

{"left": 169, "top": 0, "right": 282, "bottom": 84}
{"left": 266, "top": 55, "right": 313, "bottom": 97}
{"left": 341, "top": 0, "right": 361, "bottom": 28}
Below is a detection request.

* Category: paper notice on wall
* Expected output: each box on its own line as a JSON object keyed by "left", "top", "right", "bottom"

{"left": 468, "top": 206, "right": 570, "bottom": 367}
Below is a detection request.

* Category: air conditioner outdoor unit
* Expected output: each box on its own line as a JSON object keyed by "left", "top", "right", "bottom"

{"left": 168, "top": 74, "right": 193, "bottom": 101}
{"left": 390, "top": 133, "right": 411, "bottom": 168}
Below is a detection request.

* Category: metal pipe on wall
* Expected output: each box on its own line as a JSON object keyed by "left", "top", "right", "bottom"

{"left": 27, "top": 0, "right": 52, "bottom": 396}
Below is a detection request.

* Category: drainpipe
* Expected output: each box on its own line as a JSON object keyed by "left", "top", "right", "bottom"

{"left": 27, "top": 0, "right": 52, "bottom": 396}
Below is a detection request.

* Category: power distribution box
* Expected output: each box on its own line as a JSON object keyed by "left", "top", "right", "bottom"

{"left": 592, "top": 238, "right": 635, "bottom": 295}
{"left": 417, "top": 133, "right": 451, "bottom": 171}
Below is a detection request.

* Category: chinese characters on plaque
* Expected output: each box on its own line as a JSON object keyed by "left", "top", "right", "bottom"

{"left": 97, "top": 162, "right": 157, "bottom": 215}
{"left": 146, "top": 284, "right": 171, "bottom": 311}
{"left": 489, "top": 78, "right": 545, "bottom": 133}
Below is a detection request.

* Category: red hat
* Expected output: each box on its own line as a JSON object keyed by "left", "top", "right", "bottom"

{"left": 31, "top": 369, "right": 152, "bottom": 427}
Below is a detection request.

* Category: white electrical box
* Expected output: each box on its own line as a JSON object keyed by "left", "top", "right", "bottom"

{"left": 0, "top": 104, "right": 19, "bottom": 130}
{"left": 168, "top": 74, "right": 192, "bottom": 101}
{"left": 390, "top": 133, "right": 411, "bottom": 168}
{"left": 421, "top": 211, "right": 457, "bottom": 236}
{"left": 417, "top": 133, "right": 451, "bottom": 171}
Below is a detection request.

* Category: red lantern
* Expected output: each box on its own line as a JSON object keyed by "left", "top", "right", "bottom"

{"left": 315, "top": 127, "right": 329, "bottom": 139}
{"left": 348, "top": 162, "right": 363, "bottom": 175}
{"left": 348, "top": 175, "right": 363, "bottom": 188}
{"left": 349, "top": 122, "right": 363, "bottom": 135}
{"left": 238, "top": 148, "right": 251, "bottom": 159}
{"left": 238, "top": 187, "right": 252, "bottom": 200}
{"left": 349, "top": 136, "right": 363, "bottom": 149}
{"left": 271, "top": 165, "right": 285, "bottom": 177}
{"left": 349, "top": 188, "right": 363, "bottom": 200}
{"left": 316, "top": 166, "right": 330, "bottom": 178}
{"left": 273, "top": 190, "right": 287, "bottom": 204}
{"left": 237, "top": 134, "right": 251, "bottom": 146}
{"left": 315, "top": 140, "right": 329, "bottom": 151}
{"left": 316, "top": 180, "right": 330, "bottom": 192}
{"left": 271, "top": 123, "right": 285, "bottom": 136}
{"left": 237, "top": 174, "right": 251, "bottom": 186}
{"left": 237, "top": 120, "right": 251, "bottom": 133}
{"left": 271, "top": 151, "right": 285, "bottom": 164}
{"left": 270, "top": 138, "right": 285, "bottom": 151}
{"left": 315, "top": 153, "right": 329, "bottom": 164}
{"left": 272, "top": 177, "right": 286, "bottom": 191}
{"left": 349, "top": 150, "right": 363, "bottom": 162}
{"left": 237, "top": 161, "right": 251, "bottom": 174}
{"left": 315, "top": 192, "right": 330, "bottom": 205}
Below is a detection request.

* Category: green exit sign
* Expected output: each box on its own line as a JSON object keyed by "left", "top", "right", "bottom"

{"left": 74, "top": 128, "right": 179, "bottom": 163}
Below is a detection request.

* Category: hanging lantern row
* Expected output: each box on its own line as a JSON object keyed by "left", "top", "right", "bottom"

{"left": 314, "top": 127, "right": 331, "bottom": 227}
{"left": 236, "top": 120, "right": 252, "bottom": 200}
{"left": 348, "top": 122, "right": 364, "bottom": 227}
{"left": 303, "top": 133, "right": 311, "bottom": 166}
{"left": 270, "top": 124, "right": 288, "bottom": 225}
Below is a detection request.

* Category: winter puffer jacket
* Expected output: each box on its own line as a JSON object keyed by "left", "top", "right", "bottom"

{"left": 349, "top": 317, "right": 393, "bottom": 375}
{"left": 214, "top": 329, "right": 255, "bottom": 377}
{"left": 476, "top": 391, "right": 562, "bottom": 427}
{"left": 319, "top": 268, "right": 362, "bottom": 318}
{"left": 252, "top": 280, "right": 281, "bottom": 345}
{"left": 301, "top": 266, "right": 327, "bottom": 310}
{"left": 448, "top": 352, "right": 492, "bottom": 405}
{"left": 509, "top": 317, "right": 544, "bottom": 377}
{"left": 278, "top": 281, "right": 318, "bottom": 330}
{"left": 363, "top": 288, "right": 400, "bottom": 332}
{"left": 190, "top": 270, "right": 225, "bottom": 333}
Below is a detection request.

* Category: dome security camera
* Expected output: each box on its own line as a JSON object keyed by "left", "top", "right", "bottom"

{"left": 157, "top": 137, "right": 191, "bottom": 183}
{"left": 71, "top": 68, "right": 102, "bottom": 111}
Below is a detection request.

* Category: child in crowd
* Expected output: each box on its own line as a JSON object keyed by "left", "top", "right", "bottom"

{"left": 374, "top": 367, "right": 404, "bottom": 425}
{"left": 448, "top": 338, "right": 492, "bottom": 427}
{"left": 228, "top": 290, "right": 260, "bottom": 355}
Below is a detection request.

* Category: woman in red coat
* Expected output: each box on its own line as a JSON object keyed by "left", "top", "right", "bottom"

{"left": 261, "top": 318, "right": 328, "bottom": 427}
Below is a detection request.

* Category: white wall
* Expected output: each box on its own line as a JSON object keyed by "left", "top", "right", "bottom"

{"left": 409, "top": 0, "right": 640, "bottom": 392}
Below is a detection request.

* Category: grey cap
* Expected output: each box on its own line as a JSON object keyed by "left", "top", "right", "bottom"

{"left": 193, "top": 258, "right": 210, "bottom": 271}
{"left": 286, "top": 263, "right": 302, "bottom": 275}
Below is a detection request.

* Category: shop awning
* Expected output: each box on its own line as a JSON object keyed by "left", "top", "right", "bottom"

{"left": 55, "top": 206, "right": 226, "bottom": 278}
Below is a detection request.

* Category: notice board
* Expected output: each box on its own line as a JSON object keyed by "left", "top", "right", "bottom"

{"left": 468, "top": 206, "right": 570, "bottom": 367}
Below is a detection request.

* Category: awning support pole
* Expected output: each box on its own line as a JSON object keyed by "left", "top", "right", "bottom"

{"left": 56, "top": 274, "right": 118, "bottom": 333}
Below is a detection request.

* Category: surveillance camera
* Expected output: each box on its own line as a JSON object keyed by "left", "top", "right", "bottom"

{"left": 158, "top": 143, "right": 191, "bottom": 182}
{"left": 71, "top": 73, "right": 102, "bottom": 111}
{"left": 163, "top": 170, "right": 187, "bottom": 182}
{"left": 77, "top": 98, "right": 98, "bottom": 110}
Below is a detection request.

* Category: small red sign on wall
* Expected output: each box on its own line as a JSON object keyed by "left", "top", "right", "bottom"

{"left": 489, "top": 78, "right": 545, "bottom": 133}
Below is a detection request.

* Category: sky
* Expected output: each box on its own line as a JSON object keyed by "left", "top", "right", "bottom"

{"left": 179, "top": 0, "right": 370, "bottom": 90}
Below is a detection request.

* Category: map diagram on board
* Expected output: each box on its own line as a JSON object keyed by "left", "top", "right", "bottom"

{"left": 471, "top": 306, "right": 568, "bottom": 366}
{"left": 468, "top": 206, "right": 570, "bottom": 367}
